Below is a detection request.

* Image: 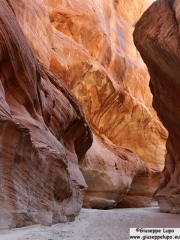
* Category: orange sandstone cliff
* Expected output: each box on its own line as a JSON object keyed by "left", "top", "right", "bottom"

{"left": 46, "top": 0, "right": 167, "bottom": 208}
{"left": 0, "top": 0, "right": 168, "bottom": 228}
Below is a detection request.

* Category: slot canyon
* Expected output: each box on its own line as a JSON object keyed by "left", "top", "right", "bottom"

{"left": 0, "top": 0, "right": 179, "bottom": 239}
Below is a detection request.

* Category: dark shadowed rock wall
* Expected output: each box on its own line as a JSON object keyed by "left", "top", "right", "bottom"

{"left": 134, "top": 0, "right": 180, "bottom": 213}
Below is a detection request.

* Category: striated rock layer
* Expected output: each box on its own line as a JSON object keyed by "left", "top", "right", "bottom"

{"left": 134, "top": 0, "right": 180, "bottom": 213}
{"left": 0, "top": 0, "right": 92, "bottom": 229}
{"left": 46, "top": 0, "right": 167, "bottom": 208}
{"left": 81, "top": 134, "right": 148, "bottom": 209}
{"left": 8, "top": 0, "right": 167, "bottom": 208}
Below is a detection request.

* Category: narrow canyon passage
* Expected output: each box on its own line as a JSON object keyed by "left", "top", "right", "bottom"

{"left": 0, "top": 0, "right": 180, "bottom": 236}
{"left": 0, "top": 207, "right": 180, "bottom": 240}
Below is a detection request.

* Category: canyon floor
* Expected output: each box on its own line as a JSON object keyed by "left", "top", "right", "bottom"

{"left": 0, "top": 205, "right": 180, "bottom": 240}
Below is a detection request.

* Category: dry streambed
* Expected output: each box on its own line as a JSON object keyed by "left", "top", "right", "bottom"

{"left": 0, "top": 207, "right": 179, "bottom": 240}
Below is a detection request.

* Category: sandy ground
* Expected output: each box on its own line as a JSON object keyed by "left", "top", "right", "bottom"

{"left": 0, "top": 207, "right": 180, "bottom": 240}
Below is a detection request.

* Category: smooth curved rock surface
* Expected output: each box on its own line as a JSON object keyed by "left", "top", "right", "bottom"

{"left": 46, "top": 0, "right": 167, "bottom": 208}
{"left": 7, "top": 0, "right": 167, "bottom": 208}
{"left": 134, "top": 0, "right": 180, "bottom": 213}
{"left": 81, "top": 134, "right": 148, "bottom": 209}
{"left": 9, "top": 0, "right": 53, "bottom": 67}
{"left": 0, "top": 0, "right": 92, "bottom": 229}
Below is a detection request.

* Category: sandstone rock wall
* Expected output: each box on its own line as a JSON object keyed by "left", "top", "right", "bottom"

{"left": 2, "top": 0, "right": 167, "bottom": 210}
{"left": 134, "top": 0, "right": 180, "bottom": 213}
{"left": 81, "top": 134, "right": 149, "bottom": 209}
{"left": 46, "top": 0, "right": 167, "bottom": 207}
{"left": 0, "top": 0, "right": 92, "bottom": 229}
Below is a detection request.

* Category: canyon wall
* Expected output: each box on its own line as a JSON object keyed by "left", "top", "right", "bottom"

{"left": 46, "top": 0, "right": 167, "bottom": 208}
{"left": 9, "top": 0, "right": 167, "bottom": 209}
{"left": 0, "top": 0, "right": 92, "bottom": 229}
{"left": 0, "top": 0, "right": 168, "bottom": 220}
{"left": 134, "top": 0, "right": 180, "bottom": 213}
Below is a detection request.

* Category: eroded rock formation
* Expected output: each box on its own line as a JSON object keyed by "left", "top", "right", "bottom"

{"left": 81, "top": 134, "right": 150, "bottom": 209}
{"left": 1, "top": 0, "right": 167, "bottom": 211}
{"left": 134, "top": 0, "right": 180, "bottom": 213}
{"left": 46, "top": 0, "right": 167, "bottom": 208}
{"left": 0, "top": 0, "right": 92, "bottom": 229}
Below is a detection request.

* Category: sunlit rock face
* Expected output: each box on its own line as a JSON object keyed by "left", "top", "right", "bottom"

{"left": 8, "top": 0, "right": 167, "bottom": 209}
{"left": 134, "top": 0, "right": 180, "bottom": 213}
{"left": 46, "top": 0, "right": 167, "bottom": 208}
{"left": 0, "top": 0, "right": 92, "bottom": 229}
{"left": 8, "top": 0, "right": 53, "bottom": 67}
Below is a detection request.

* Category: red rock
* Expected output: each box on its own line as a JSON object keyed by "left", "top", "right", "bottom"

{"left": 134, "top": 0, "right": 180, "bottom": 213}
{"left": 9, "top": 0, "right": 53, "bottom": 67}
{"left": 0, "top": 0, "right": 92, "bottom": 229}
{"left": 46, "top": 0, "right": 167, "bottom": 208}
{"left": 82, "top": 134, "right": 148, "bottom": 209}
{"left": 3, "top": 0, "right": 167, "bottom": 210}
